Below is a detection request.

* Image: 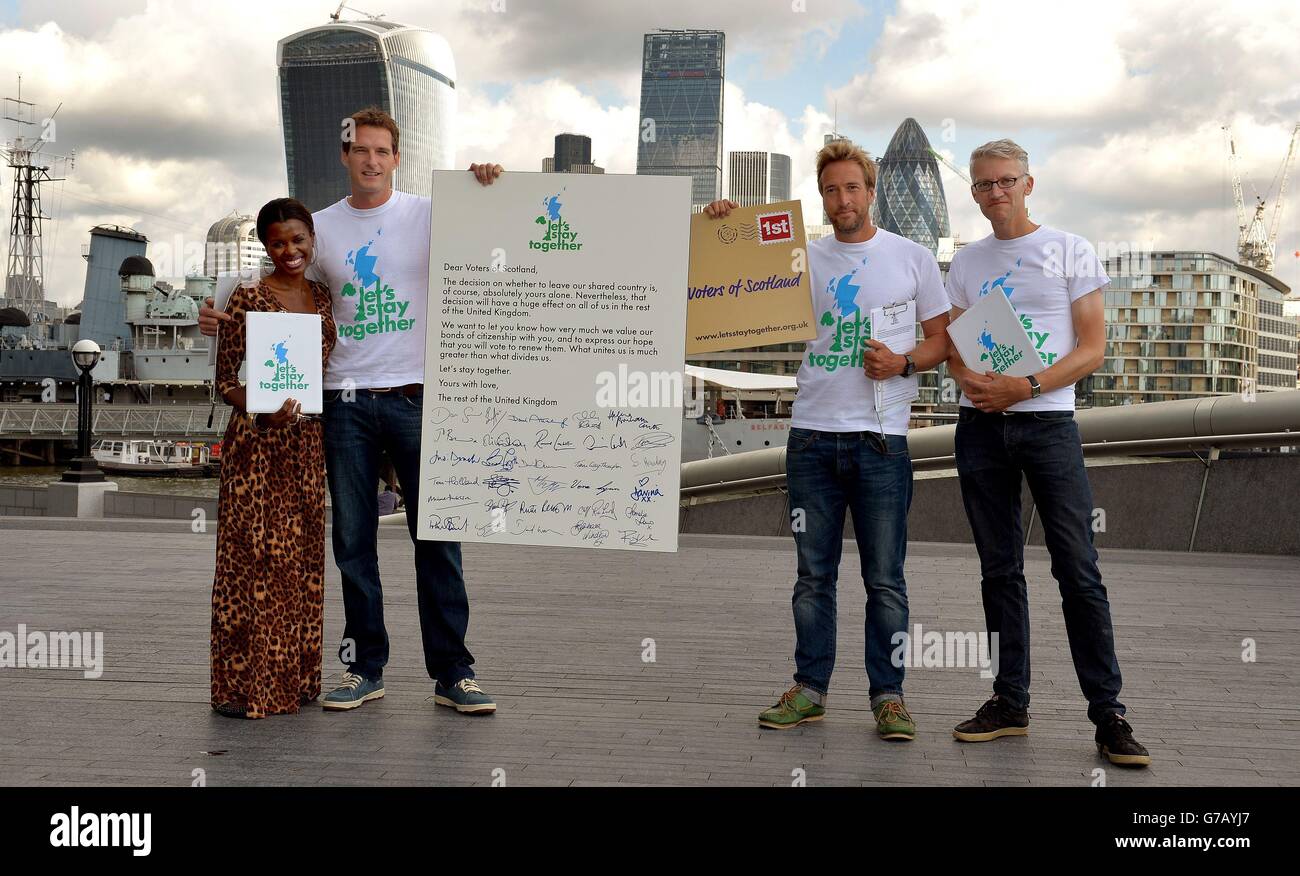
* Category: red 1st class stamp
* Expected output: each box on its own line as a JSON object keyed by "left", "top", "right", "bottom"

{"left": 756, "top": 210, "right": 794, "bottom": 245}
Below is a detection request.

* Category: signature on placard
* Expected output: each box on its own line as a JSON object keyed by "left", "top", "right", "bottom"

{"left": 577, "top": 499, "right": 618, "bottom": 521}
{"left": 583, "top": 433, "right": 627, "bottom": 451}
{"left": 571, "top": 521, "right": 609, "bottom": 545}
{"left": 630, "top": 477, "right": 664, "bottom": 503}
{"left": 428, "top": 514, "right": 470, "bottom": 533}
{"left": 619, "top": 529, "right": 658, "bottom": 547}
{"left": 624, "top": 506, "right": 653, "bottom": 528}
{"left": 483, "top": 474, "right": 520, "bottom": 496}
{"left": 631, "top": 431, "right": 674, "bottom": 451}
{"left": 527, "top": 474, "right": 565, "bottom": 495}
{"left": 630, "top": 455, "right": 668, "bottom": 475}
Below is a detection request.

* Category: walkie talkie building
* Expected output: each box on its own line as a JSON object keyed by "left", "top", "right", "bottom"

{"left": 277, "top": 20, "right": 457, "bottom": 212}
{"left": 874, "top": 118, "right": 951, "bottom": 255}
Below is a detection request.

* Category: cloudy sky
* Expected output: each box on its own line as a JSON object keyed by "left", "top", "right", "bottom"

{"left": 1, "top": 0, "right": 1298, "bottom": 307}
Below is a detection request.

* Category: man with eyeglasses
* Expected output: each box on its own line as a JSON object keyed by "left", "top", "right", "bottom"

{"left": 945, "top": 138, "right": 1150, "bottom": 766}
{"left": 706, "top": 139, "right": 951, "bottom": 740}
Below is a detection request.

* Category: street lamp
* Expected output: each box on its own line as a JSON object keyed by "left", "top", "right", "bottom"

{"left": 62, "top": 339, "right": 104, "bottom": 483}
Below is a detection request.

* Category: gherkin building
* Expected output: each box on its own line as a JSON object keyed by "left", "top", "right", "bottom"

{"left": 874, "top": 118, "right": 951, "bottom": 255}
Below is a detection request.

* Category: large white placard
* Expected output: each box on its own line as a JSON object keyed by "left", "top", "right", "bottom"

{"left": 418, "top": 171, "right": 691, "bottom": 552}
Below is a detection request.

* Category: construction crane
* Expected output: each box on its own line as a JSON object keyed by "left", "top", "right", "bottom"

{"left": 330, "top": 2, "right": 385, "bottom": 21}
{"left": 1223, "top": 123, "right": 1299, "bottom": 275}
{"left": 928, "top": 146, "right": 971, "bottom": 185}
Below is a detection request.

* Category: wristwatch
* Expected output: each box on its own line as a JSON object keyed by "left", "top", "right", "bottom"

{"left": 1026, "top": 374, "right": 1042, "bottom": 399}
{"left": 901, "top": 354, "right": 917, "bottom": 378}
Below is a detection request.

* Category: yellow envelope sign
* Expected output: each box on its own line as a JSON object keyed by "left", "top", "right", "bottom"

{"left": 686, "top": 199, "right": 816, "bottom": 354}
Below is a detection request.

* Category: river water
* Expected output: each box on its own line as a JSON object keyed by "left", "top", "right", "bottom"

{"left": 0, "top": 465, "right": 220, "bottom": 498}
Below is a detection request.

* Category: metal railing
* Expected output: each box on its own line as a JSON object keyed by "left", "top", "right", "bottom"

{"left": 0, "top": 403, "right": 231, "bottom": 440}
{"left": 681, "top": 389, "right": 1300, "bottom": 502}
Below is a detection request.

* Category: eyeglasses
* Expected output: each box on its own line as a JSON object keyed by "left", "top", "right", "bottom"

{"left": 971, "top": 174, "right": 1028, "bottom": 193}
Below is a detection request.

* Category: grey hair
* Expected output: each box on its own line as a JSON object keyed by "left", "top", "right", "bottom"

{"left": 969, "top": 139, "right": 1029, "bottom": 176}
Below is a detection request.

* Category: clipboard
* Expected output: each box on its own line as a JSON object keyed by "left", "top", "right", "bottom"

{"left": 869, "top": 300, "right": 918, "bottom": 411}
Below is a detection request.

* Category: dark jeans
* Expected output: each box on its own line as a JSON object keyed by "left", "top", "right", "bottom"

{"left": 322, "top": 388, "right": 475, "bottom": 687}
{"left": 785, "top": 427, "right": 913, "bottom": 698}
{"left": 955, "top": 407, "right": 1124, "bottom": 724}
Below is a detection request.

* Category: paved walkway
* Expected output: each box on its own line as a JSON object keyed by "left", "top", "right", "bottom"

{"left": 1, "top": 519, "right": 1297, "bottom": 786}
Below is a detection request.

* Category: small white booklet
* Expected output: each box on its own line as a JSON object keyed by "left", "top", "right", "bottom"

{"left": 244, "top": 311, "right": 324, "bottom": 414}
{"left": 869, "top": 300, "right": 918, "bottom": 411}
{"left": 948, "top": 290, "right": 1040, "bottom": 378}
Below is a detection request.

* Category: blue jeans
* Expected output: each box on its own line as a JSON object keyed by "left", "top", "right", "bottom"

{"left": 955, "top": 407, "right": 1124, "bottom": 725}
{"left": 322, "top": 388, "right": 475, "bottom": 687}
{"left": 785, "top": 427, "right": 913, "bottom": 698}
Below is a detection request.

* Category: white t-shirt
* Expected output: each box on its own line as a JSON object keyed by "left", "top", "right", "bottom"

{"left": 946, "top": 225, "right": 1108, "bottom": 412}
{"left": 790, "top": 228, "right": 950, "bottom": 435}
{"left": 309, "top": 190, "right": 430, "bottom": 390}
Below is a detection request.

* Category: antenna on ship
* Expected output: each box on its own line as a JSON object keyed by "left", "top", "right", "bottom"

{"left": 2, "top": 75, "right": 74, "bottom": 322}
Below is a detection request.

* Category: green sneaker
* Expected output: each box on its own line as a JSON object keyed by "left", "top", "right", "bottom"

{"left": 758, "top": 684, "right": 825, "bottom": 730}
{"left": 873, "top": 698, "right": 916, "bottom": 741}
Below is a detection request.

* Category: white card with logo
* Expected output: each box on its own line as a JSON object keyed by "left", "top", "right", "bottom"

{"left": 948, "top": 289, "right": 1040, "bottom": 378}
{"left": 244, "top": 311, "right": 323, "bottom": 414}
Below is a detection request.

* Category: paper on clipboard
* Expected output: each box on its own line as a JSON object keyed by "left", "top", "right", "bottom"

{"left": 948, "top": 290, "right": 1040, "bottom": 378}
{"left": 869, "top": 300, "right": 918, "bottom": 411}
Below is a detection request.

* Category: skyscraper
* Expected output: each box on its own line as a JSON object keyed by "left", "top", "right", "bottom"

{"left": 554, "top": 133, "right": 592, "bottom": 173}
{"left": 874, "top": 118, "right": 951, "bottom": 255}
{"left": 277, "top": 19, "right": 457, "bottom": 212}
{"left": 636, "top": 29, "right": 725, "bottom": 211}
{"left": 727, "top": 151, "right": 791, "bottom": 207}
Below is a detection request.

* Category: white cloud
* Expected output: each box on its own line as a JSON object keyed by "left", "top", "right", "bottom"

{"left": 3, "top": 0, "right": 1300, "bottom": 307}
{"left": 827, "top": 0, "right": 1300, "bottom": 271}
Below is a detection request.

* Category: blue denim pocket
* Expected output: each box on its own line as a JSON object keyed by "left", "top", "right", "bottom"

{"left": 875, "top": 432, "right": 910, "bottom": 457}
{"left": 788, "top": 427, "right": 818, "bottom": 451}
{"left": 1031, "top": 410, "right": 1074, "bottom": 421}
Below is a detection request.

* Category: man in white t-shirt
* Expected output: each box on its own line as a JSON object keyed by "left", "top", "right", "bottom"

{"left": 945, "top": 139, "right": 1149, "bottom": 766}
{"left": 706, "top": 140, "right": 951, "bottom": 741}
{"left": 200, "top": 107, "right": 500, "bottom": 715}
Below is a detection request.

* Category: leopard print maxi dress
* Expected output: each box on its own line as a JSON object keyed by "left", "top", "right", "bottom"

{"left": 211, "top": 280, "right": 336, "bottom": 718}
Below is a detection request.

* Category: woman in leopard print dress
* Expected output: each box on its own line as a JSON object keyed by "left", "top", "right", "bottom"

{"left": 210, "top": 198, "right": 336, "bottom": 719}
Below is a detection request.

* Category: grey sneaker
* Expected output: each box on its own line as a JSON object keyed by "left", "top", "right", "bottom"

{"left": 433, "top": 678, "right": 496, "bottom": 714}
{"left": 322, "top": 671, "right": 385, "bottom": 711}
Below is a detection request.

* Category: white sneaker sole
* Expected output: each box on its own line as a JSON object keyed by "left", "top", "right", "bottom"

{"left": 322, "top": 688, "right": 385, "bottom": 711}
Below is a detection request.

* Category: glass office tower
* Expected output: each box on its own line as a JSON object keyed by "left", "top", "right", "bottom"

{"left": 727, "top": 151, "right": 791, "bottom": 207}
{"left": 874, "top": 118, "right": 951, "bottom": 255}
{"left": 636, "top": 30, "right": 725, "bottom": 211}
{"left": 277, "top": 20, "right": 457, "bottom": 212}
{"left": 554, "top": 134, "right": 592, "bottom": 173}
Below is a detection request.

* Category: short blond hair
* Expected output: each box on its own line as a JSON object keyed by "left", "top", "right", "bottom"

{"left": 969, "top": 138, "right": 1029, "bottom": 176}
{"left": 816, "top": 140, "right": 876, "bottom": 192}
